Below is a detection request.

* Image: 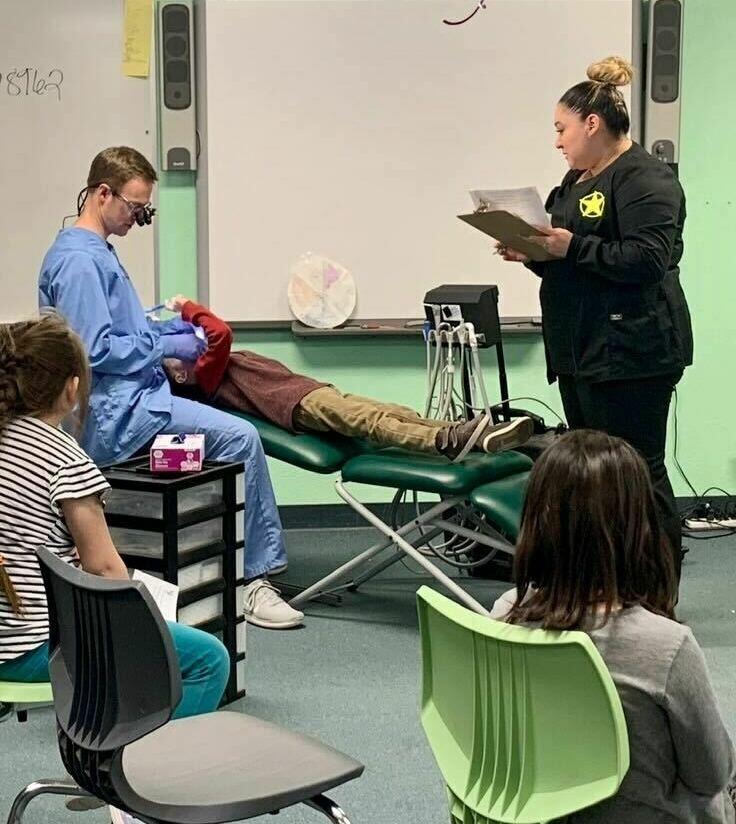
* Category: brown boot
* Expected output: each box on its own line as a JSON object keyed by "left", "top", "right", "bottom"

{"left": 435, "top": 415, "right": 534, "bottom": 462}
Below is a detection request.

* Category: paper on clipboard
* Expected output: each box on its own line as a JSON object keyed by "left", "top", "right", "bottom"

{"left": 132, "top": 569, "right": 179, "bottom": 622}
{"left": 469, "top": 187, "right": 549, "bottom": 227}
{"left": 457, "top": 210, "right": 554, "bottom": 262}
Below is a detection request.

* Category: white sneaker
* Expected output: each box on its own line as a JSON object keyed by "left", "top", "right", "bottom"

{"left": 479, "top": 416, "right": 535, "bottom": 455}
{"left": 243, "top": 579, "right": 304, "bottom": 629}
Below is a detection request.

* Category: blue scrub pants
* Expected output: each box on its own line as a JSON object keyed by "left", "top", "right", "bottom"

{"left": 164, "top": 397, "right": 287, "bottom": 579}
{"left": 0, "top": 622, "right": 230, "bottom": 720}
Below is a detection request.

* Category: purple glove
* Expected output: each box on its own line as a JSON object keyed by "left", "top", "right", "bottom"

{"left": 160, "top": 332, "right": 207, "bottom": 361}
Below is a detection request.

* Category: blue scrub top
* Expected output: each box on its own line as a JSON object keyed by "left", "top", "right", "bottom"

{"left": 39, "top": 227, "right": 173, "bottom": 464}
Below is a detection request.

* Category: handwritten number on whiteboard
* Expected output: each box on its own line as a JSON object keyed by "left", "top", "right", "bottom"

{"left": 46, "top": 70, "right": 63, "bottom": 102}
{"left": 1, "top": 68, "right": 63, "bottom": 101}
{"left": 7, "top": 71, "right": 21, "bottom": 96}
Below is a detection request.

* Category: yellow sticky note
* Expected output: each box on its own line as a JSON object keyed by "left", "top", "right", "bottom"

{"left": 123, "top": 0, "right": 154, "bottom": 78}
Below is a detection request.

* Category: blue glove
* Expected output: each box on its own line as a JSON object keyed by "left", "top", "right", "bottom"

{"left": 160, "top": 332, "right": 207, "bottom": 361}
{"left": 156, "top": 318, "right": 199, "bottom": 336}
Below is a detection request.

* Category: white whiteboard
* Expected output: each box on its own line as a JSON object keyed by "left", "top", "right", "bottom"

{"left": 198, "top": 0, "right": 633, "bottom": 322}
{"left": 0, "top": 0, "right": 156, "bottom": 323}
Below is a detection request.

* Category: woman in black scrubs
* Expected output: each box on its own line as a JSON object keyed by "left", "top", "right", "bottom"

{"left": 499, "top": 56, "right": 693, "bottom": 576}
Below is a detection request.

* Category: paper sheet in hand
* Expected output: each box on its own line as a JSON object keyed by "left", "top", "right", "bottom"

{"left": 132, "top": 569, "right": 179, "bottom": 622}
{"left": 469, "top": 187, "right": 549, "bottom": 227}
{"left": 458, "top": 210, "right": 554, "bottom": 262}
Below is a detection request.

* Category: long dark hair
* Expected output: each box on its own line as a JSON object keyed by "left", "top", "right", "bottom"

{"left": 559, "top": 56, "right": 632, "bottom": 137}
{"left": 505, "top": 429, "right": 676, "bottom": 630}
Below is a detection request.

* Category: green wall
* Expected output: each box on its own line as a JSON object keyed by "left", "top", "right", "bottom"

{"left": 674, "top": 0, "right": 736, "bottom": 501}
{"left": 156, "top": 1, "right": 735, "bottom": 505}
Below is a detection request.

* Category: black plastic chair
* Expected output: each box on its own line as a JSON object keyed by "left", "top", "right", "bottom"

{"left": 6, "top": 548, "right": 363, "bottom": 824}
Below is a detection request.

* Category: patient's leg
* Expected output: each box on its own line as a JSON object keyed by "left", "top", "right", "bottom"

{"left": 342, "top": 394, "right": 422, "bottom": 421}
{"left": 293, "top": 386, "right": 532, "bottom": 458}
{"left": 294, "top": 386, "right": 442, "bottom": 451}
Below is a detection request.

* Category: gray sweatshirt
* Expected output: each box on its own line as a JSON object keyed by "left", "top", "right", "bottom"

{"left": 490, "top": 590, "right": 736, "bottom": 823}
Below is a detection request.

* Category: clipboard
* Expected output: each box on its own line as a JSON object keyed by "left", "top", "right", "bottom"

{"left": 458, "top": 210, "right": 554, "bottom": 262}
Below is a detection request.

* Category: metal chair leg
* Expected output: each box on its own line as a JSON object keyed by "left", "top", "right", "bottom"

{"left": 348, "top": 525, "right": 446, "bottom": 590}
{"left": 290, "top": 493, "right": 467, "bottom": 609}
{"left": 273, "top": 580, "right": 343, "bottom": 606}
{"left": 306, "top": 793, "right": 353, "bottom": 824}
{"left": 336, "top": 483, "right": 490, "bottom": 615}
{"left": 6, "top": 779, "right": 92, "bottom": 824}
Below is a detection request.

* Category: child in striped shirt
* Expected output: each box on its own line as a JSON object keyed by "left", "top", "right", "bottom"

{"left": 0, "top": 314, "right": 229, "bottom": 719}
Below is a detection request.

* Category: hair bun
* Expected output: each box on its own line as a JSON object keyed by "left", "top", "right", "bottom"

{"left": 587, "top": 56, "right": 633, "bottom": 87}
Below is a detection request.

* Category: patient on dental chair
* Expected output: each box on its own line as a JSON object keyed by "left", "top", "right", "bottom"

{"left": 161, "top": 297, "right": 532, "bottom": 461}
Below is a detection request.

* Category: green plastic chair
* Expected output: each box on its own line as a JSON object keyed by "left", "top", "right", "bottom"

{"left": 416, "top": 586, "right": 630, "bottom": 824}
{"left": 0, "top": 680, "right": 53, "bottom": 722}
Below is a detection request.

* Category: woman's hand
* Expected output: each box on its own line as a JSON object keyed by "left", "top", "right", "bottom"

{"left": 525, "top": 227, "right": 573, "bottom": 259}
{"left": 494, "top": 241, "right": 530, "bottom": 264}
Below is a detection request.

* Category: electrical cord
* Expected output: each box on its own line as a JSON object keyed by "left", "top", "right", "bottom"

{"left": 678, "top": 486, "right": 736, "bottom": 520}
{"left": 426, "top": 325, "right": 482, "bottom": 423}
{"left": 425, "top": 325, "right": 565, "bottom": 429}
{"left": 671, "top": 388, "right": 700, "bottom": 500}
{"left": 387, "top": 489, "right": 497, "bottom": 571}
{"left": 424, "top": 329, "right": 444, "bottom": 418}
{"left": 488, "top": 395, "right": 566, "bottom": 426}
{"left": 680, "top": 525, "right": 736, "bottom": 540}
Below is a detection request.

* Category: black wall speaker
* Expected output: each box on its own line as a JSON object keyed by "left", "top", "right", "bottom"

{"left": 158, "top": 1, "right": 196, "bottom": 170}
{"left": 644, "top": 0, "right": 683, "bottom": 168}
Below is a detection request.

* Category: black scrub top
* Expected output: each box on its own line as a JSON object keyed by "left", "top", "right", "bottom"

{"left": 530, "top": 142, "right": 693, "bottom": 383}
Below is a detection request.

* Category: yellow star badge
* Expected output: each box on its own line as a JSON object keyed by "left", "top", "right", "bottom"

{"left": 579, "top": 190, "right": 605, "bottom": 218}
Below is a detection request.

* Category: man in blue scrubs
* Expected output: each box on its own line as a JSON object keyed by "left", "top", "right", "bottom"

{"left": 39, "top": 146, "right": 303, "bottom": 630}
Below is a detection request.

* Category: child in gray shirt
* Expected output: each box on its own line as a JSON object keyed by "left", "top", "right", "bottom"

{"left": 491, "top": 429, "right": 735, "bottom": 823}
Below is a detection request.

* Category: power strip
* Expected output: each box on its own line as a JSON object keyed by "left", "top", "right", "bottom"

{"left": 684, "top": 518, "right": 736, "bottom": 531}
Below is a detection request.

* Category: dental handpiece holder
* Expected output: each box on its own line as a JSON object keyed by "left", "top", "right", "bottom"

{"left": 423, "top": 284, "right": 510, "bottom": 422}
{"left": 423, "top": 284, "right": 501, "bottom": 348}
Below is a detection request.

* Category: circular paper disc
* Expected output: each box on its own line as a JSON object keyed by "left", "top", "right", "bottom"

{"left": 287, "top": 253, "right": 357, "bottom": 329}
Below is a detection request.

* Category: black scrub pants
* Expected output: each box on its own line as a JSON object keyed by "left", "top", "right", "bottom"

{"left": 557, "top": 373, "right": 683, "bottom": 579}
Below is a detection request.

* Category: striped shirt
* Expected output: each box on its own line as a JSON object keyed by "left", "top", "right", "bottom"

{"left": 0, "top": 416, "right": 110, "bottom": 663}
